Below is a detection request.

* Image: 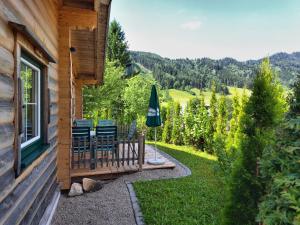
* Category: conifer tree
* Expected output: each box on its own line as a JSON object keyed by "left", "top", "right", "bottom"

{"left": 193, "top": 95, "right": 209, "bottom": 149}
{"left": 222, "top": 59, "right": 287, "bottom": 225}
{"left": 219, "top": 90, "right": 249, "bottom": 175}
{"left": 157, "top": 105, "right": 167, "bottom": 141}
{"left": 226, "top": 92, "right": 240, "bottom": 151}
{"left": 171, "top": 102, "right": 184, "bottom": 145}
{"left": 207, "top": 81, "right": 218, "bottom": 153}
{"left": 184, "top": 98, "right": 200, "bottom": 146}
{"left": 162, "top": 120, "right": 172, "bottom": 143}
{"left": 162, "top": 103, "right": 173, "bottom": 143}
{"left": 232, "top": 90, "right": 248, "bottom": 150}
{"left": 258, "top": 75, "right": 300, "bottom": 225}
{"left": 290, "top": 74, "right": 300, "bottom": 114}
{"left": 216, "top": 96, "right": 228, "bottom": 135}
{"left": 107, "top": 20, "right": 131, "bottom": 68}
{"left": 183, "top": 102, "right": 193, "bottom": 145}
{"left": 210, "top": 82, "right": 218, "bottom": 121}
{"left": 214, "top": 96, "right": 230, "bottom": 174}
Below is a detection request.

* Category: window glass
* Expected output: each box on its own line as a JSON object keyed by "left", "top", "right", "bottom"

{"left": 20, "top": 58, "right": 41, "bottom": 148}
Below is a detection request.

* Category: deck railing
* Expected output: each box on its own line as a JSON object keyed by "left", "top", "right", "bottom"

{"left": 71, "top": 133, "right": 145, "bottom": 172}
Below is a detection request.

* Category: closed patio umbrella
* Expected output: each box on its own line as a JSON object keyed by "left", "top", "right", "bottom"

{"left": 146, "top": 85, "right": 165, "bottom": 165}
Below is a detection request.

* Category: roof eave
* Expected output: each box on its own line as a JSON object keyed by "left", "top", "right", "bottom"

{"left": 94, "top": 0, "right": 111, "bottom": 85}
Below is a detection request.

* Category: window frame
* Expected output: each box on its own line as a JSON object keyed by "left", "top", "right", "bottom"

{"left": 10, "top": 25, "right": 54, "bottom": 176}
{"left": 19, "top": 50, "right": 49, "bottom": 171}
{"left": 20, "top": 57, "right": 42, "bottom": 149}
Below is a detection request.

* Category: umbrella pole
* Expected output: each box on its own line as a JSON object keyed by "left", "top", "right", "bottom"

{"left": 154, "top": 127, "right": 157, "bottom": 160}
{"left": 147, "top": 126, "right": 164, "bottom": 165}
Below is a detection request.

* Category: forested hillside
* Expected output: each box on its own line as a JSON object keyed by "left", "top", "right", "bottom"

{"left": 84, "top": 19, "right": 300, "bottom": 225}
{"left": 131, "top": 51, "right": 300, "bottom": 89}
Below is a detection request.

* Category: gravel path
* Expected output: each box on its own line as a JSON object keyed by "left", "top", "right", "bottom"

{"left": 52, "top": 145, "right": 190, "bottom": 225}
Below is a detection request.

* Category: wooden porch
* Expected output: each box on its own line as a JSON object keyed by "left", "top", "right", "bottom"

{"left": 55, "top": 0, "right": 176, "bottom": 189}
{"left": 57, "top": 0, "right": 112, "bottom": 189}
{"left": 70, "top": 140, "right": 176, "bottom": 180}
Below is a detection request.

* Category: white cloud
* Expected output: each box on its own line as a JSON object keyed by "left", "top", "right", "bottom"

{"left": 180, "top": 20, "right": 202, "bottom": 31}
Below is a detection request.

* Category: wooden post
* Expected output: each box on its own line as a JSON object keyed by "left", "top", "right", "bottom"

{"left": 132, "top": 137, "right": 135, "bottom": 165}
{"left": 94, "top": 0, "right": 111, "bottom": 84}
{"left": 14, "top": 43, "right": 21, "bottom": 176}
{"left": 122, "top": 139, "right": 125, "bottom": 166}
{"left": 57, "top": 6, "right": 101, "bottom": 190}
{"left": 138, "top": 134, "right": 145, "bottom": 172}
{"left": 57, "top": 24, "right": 71, "bottom": 189}
{"left": 75, "top": 80, "right": 83, "bottom": 119}
{"left": 126, "top": 139, "right": 130, "bottom": 166}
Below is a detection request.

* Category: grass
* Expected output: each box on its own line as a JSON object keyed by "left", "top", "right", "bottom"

{"left": 168, "top": 86, "right": 251, "bottom": 106}
{"left": 133, "top": 142, "right": 225, "bottom": 225}
{"left": 168, "top": 89, "right": 196, "bottom": 105}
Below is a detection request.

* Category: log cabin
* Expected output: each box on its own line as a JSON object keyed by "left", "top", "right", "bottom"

{"left": 0, "top": 0, "right": 112, "bottom": 224}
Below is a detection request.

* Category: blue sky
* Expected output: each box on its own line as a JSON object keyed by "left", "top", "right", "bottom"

{"left": 110, "top": 0, "right": 300, "bottom": 61}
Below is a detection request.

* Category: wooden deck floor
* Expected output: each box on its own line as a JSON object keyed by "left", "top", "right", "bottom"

{"left": 70, "top": 145, "right": 176, "bottom": 178}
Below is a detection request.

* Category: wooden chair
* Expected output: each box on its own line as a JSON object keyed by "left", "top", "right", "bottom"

{"left": 98, "top": 119, "right": 114, "bottom": 127}
{"left": 127, "top": 120, "right": 137, "bottom": 156}
{"left": 127, "top": 120, "right": 137, "bottom": 141}
{"left": 94, "top": 126, "right": 118, "bottom": 167}
{"left": 74, "top": 119, "right": 93, "bottom": 129}
{"left": 71, "top": 126, "right": 91, "bottom": 168}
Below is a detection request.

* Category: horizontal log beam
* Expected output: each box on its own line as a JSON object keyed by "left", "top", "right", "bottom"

{"left": 0, "top": 47, "right": 14, "bottom": 75}
{"left": 95, "top": 1, "right": 111, "bottom": 84}
{"left": 0, "top": 74, "right": 14, "bottom": 101}
{"left": 0, "top": 144, "right": 57, "bottom": 204}
{"left": 0, "top": 102, "right": 14, "bottom": 124}
{"left": 0, "top": 124, "right": 14, "bottom": 151}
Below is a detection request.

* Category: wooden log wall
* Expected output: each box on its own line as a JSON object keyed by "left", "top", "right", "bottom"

{"left": 0, "top": 1, "right": 59, "bottom": 225}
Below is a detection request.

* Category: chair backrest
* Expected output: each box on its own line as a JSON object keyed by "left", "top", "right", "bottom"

{"left": 95, "top": 126, "right": 117, "bottom": 151}
{"left": 98, "top": 120, "right": 114, "bottom": 127}
{"left": 72, "top": 127, "right": 90, "bottom": 139}
{"left": 74, "top": 119, "right": 93, "bottom": 129}
{"left": 128, "top": 120, "right": 137, "bottom": 140}
{"left": 72, "top": 127, "right": 91, "bottom": 152}
{"left": 95, "top": 126, "right": 117, "bottom": 139}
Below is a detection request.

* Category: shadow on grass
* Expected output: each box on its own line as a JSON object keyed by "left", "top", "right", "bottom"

{"left": 134, "top": 142, "right": 225, "bottom": 225}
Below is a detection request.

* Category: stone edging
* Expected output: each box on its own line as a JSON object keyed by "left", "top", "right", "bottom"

{"left": 125, "top": 145, "right": 192, "bottom": 225}
{"left": 125, "top": 182, "right": 144, "bottom": 225}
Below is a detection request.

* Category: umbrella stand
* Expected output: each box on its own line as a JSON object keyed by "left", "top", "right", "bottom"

{"left": 148, "top": 127, "right": 165, "bottom": 165}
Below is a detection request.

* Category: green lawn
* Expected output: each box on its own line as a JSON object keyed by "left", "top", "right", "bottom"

{"left": 168, "top": 89, "right": 196, "bottom": 105}
{"left": 168, "top": 87, "right": 251, "bottom": 106}
{"left": 133, "top": 142, "right": 225, "bottom": 225}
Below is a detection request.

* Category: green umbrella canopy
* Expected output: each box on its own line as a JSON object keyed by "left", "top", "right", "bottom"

{"left": 146, "top": 85, "right": 161, "bottom": 127}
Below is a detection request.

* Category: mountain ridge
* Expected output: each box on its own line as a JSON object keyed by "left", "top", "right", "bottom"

{"left": 131, "top": 50, "right": 300, "bottom": 63}
{"left": 130, "top": 51, "right": 300, "bottom": 89}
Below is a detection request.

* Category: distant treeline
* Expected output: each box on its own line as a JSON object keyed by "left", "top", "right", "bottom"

{"left": 131, "top": 51, "right": 300, "bottom": 90}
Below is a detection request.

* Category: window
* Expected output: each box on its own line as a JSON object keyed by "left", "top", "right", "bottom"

{"left": 19, "top": 52, "right": 49, "bottom": 170}
{"left": 20, "top": 58, "right": 41, "bottom": 148}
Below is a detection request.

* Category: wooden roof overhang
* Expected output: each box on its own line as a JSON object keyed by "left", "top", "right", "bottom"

{"left": 63, "top": 0, "right": 111, "bottom": 85}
